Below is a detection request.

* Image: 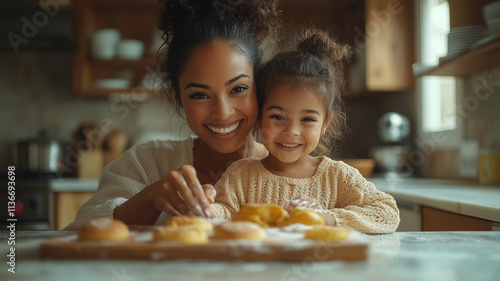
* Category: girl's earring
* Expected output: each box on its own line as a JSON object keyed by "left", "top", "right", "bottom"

{"left": 321, "top": 131, "right": 325, "bottom": 136}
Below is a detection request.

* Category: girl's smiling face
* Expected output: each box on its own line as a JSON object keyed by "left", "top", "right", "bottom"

{"left": 178, "top": 40, "right": 258, "bottom": 154}
{"left": 259, "top": 83, "right": 333, "bottom": 166}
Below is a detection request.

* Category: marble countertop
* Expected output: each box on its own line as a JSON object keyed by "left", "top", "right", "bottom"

{"left": 47, "top": 176, "right": 500, "bottom": 223}
{"left": 371, "top": 177, "right": 500, "bottom": 223}
{"left": 48, "top": 178, "right": 99, "bottom": 192}
{"left": 1, "top": 231, "right": 499, "bottom": 281}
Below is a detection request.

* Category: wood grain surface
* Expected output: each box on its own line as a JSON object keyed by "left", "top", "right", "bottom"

{"left": 40, "top": 228, "right": 369, "bottom": 262}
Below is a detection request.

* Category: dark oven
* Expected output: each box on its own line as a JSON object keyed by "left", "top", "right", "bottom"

{"left": 2, "top": 177, "right": 53, "bottom": 230}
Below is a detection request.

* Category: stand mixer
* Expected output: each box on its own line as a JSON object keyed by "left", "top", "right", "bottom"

{"left": 370, "top": 112, "right": 411, "bottom": 178}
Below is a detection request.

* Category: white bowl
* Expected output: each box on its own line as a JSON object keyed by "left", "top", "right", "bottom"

{"left": 90, "top": 42, "right": 117, "bottom": 59}
{"left": 483, "top": 1, "right": 500, "bottom": 21}
{"left": 90, "top": 29, "right": 120, "bottom": 44}
{"left": 89, "top": 29, "right": 121, "bottom": 59}
{"left": 116, "top": 39, "right": 144, "bottom": 60}
{"left": 92, "top": 79, "right": 130, "bottom": 89}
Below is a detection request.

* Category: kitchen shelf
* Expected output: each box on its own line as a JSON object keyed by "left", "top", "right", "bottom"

{"left": 416, "top": 38, "right": 500, "bottom": 77}
{"left": 72, "top": 0, "right": 161, "bottom": 97}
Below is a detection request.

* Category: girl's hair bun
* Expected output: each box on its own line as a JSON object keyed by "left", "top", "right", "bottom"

{"left": 297, "top": 29, "right": 351, "bottom": 62}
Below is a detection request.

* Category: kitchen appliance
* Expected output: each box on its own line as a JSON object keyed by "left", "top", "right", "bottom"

{"left": 1, "top": 177, "right": 54, "bottom": 230}
{"left": 371, "top": 112, "right": 411, "bottom": 177}
{"left": 12, "top": 130, "right": 68, "bottom": 175}
{"left": 7, "top": 130, "right": 69, "bottom": 230}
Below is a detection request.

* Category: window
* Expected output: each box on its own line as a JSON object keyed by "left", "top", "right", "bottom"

{"left": 420, "top": 0, "right": 457, "bottom": 133}
{"left": 417, "top": 0, "right": 463, "bottom": 147}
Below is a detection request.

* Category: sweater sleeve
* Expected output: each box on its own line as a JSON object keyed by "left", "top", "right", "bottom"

{"left": 63, "top": 149, "right": 148, "bottom": 230}
{"left": 324, "top": 165, "right": 400, "bottom": 234}
{"left": 210, "top": 160, "right": 248, "bottom": 219}
{"left": 64, "top": 138, "right": 194, "bottom": 230}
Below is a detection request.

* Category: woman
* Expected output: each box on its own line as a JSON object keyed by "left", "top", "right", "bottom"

{"left": 65, "top": 0, "right": 280, "bottom": 230}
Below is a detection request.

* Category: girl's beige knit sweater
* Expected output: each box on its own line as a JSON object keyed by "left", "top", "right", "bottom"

{"left": 211, "top": 157, "right": 400, "bottom": 234}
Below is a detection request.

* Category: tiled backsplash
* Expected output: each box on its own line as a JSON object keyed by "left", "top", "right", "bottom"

{"left": 0, "top": 52, "right": 192, "bottom": 170}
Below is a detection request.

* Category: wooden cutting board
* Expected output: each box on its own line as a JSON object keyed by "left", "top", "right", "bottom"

{"left": 40, "top": 226, "right": 369, "bottom": 262}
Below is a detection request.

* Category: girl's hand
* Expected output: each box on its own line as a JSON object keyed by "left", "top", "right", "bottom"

{"left": 153, "top": 165, "right": 216, "bottom": 218}
{"left": 285, "top": 196, "right": 323, "bottom": 212}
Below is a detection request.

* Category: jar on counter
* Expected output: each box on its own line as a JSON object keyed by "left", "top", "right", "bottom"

{"left": 478, "top": 149, "right": 500, "bottom": 184}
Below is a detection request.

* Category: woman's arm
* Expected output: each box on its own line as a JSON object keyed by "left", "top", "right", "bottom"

{"left": 113, "top": 180, "right": 163, "bottom": 225}
{"left": 114, "top": 166, "right": 217, "bottom": 225}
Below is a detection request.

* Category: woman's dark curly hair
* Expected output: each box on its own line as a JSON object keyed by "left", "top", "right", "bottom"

{"left": 158, "top": 0, "right": 281, "bottom": 112}
{"left": 257, "top": 28, "right": 352, "bottom": 156}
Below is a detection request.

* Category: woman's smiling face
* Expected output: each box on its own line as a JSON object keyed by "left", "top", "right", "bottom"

{"left": 178, "top": 40, "right": 258, "bottom": 154}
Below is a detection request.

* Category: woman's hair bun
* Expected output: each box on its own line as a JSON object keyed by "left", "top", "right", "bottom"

{"left": 297, "top": 29, "right": 351, "bottom": 62}
{"left": 160, "top": 0, "right": 281, "bottom": 42}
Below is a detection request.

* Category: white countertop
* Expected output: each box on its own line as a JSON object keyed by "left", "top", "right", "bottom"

{"left": 48, "top": 178, "right": 99, "bottom": 192}
{"left": 1, "top": 231, "right": 499, "bottom": 281}
{"left": 370, "top": 177, "right": 500, "bottom": 223}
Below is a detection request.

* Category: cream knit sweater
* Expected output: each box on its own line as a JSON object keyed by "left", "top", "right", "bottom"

{"left": 211, "top": 157, "right": 400, "bottom": 234}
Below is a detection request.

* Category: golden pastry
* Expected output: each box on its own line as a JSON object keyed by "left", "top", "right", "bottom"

{"left": 78, "top": 218, "right": 129, "bottom": 241}
{"left": 304, "top": 226, "right": 350, "bottom": 241}
{"left": 167, "top": 215, "right": 213, "bottom": 232}
{"left": 232, "top": 204, "right": 289, "bottom": 227}
{"left": 153, "top": 225, "right": 208, "bottom": 244}
{"left": 212, "top": 221, "right": 266, "bottom": 240}
{"left": 278, "top": 207, "right": 325, "bottom": 227}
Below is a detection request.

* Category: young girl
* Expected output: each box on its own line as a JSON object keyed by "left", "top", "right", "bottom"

{"left": 210, "top": 29, "right": 400, "bottom": 234}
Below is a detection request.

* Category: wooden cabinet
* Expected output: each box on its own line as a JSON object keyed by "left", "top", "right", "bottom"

{"left": 347, "top": 0, "right": 415, "bottom": 94}
{"left": 54, "top": 192, "right": 95, "bottom": 230}
{"left": 72, "top": 0, "right": 161, "bottom": 97}
{"left": 422, "top": 206, "right": 494, "bottom": 231}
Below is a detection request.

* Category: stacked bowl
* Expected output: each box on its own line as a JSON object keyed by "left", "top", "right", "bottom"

{"left": 483, "top": 1, "right": 500, "bottom": 36}
{"left": 446, "top": 26, "right": 484, "bottom": 58}
{"left": 90, "top": 29, "right": 121, "bottom": 60}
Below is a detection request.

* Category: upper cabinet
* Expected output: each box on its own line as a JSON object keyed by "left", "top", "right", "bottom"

{"left": 346, "top": 0, "right": 415, "bottom": 94}
{"left": 72, "top": 0, "right": 161, "bottom": 97}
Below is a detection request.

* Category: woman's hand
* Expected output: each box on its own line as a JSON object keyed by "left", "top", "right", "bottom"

{"left": 285, "top": 196, "right": 323, "bottom": 212}
{"left": 154, "top": 165, "right": 216, "bottom": 218}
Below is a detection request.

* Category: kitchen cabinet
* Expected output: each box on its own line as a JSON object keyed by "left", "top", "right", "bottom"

{"left": 395, "top": 199, "right": 421, "bottom": 231}
{"left": 346, "top": 0, "right": 415, "bottom": 94}
{"left": 54, "top": 192, "right": 95, "bottom": 230}
{"left": 422, "top": 206, "right": 494, "bottom": 231}
{"left": 72, "top": 0, "right": 161, "bottom": 97}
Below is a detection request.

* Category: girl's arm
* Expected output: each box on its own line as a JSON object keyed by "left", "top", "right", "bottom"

{"left": 286, "top": 166, "right": 399, "bottom": 233}
{"left": 325, "top": 170, "right": 400, "bottom": 234}
{"left": 210, "top": 163, "right": 247, "bottom": 219}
